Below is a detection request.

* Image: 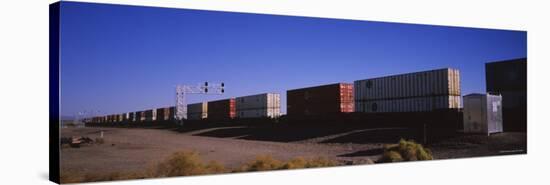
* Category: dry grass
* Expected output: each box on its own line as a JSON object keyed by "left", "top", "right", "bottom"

{"left": 379, "top": 139, "right": 433, "bottom": 162}
{"left": 60, "top": 151, "right": 225, "bottom": 183}
{"left": 237, "top": 155, "right": 337, "bottom": 172}
{"left": 60, "top": 151, "right": 337, "bottom": 183}
{"left": 150, "top": 151, "right": 227, "bottom": 177}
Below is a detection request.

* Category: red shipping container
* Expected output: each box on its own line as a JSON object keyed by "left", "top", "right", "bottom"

{"left": 287, "top": 83, "right": 354, "bottom": 117}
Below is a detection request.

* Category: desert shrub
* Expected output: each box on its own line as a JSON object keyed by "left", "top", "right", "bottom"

{"left": 204, "top": 160, "right": 226, "bottom": 173}
{"left": 380, "top": 151, "right": 404, "bottom": 162}
{"left": 303, "top": 157, "right": 337, "bottom": 168}
{"left": 152, "top": 151, "right": 226, "bottom": 177}
{"left": 379, "top": 139, "right": 433, "bottom": 162}
{"left": 239, "top": 155, "right": 283, "bottom": 172}
{"left": 280, "top": 157, "right": 307, "bottom": 169}
{"left": 240, "top": 155, "right": 337, "bottom": 171}
{"left": 60, "top": 151, "right": 225, "bottom": 183}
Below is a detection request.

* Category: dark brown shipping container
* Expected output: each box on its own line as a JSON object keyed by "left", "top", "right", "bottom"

{"left": 135, "top": 111, "right": 143, "bottom": 122}
{"left": 144, "top": 109, "right": 154, "bottom": 122}
{"left": 207, "top": 98, "right": 236, "bottom": 120}
{"left": 156, "top": 108, "right": 166, "bottom": 121}
{"left": 169, "top": 106, "right": 176, "bottom": 121}
{"left": 156, "top": 106, "right": 175, "bottom": 121}
{"left": 129, "top": 112, "right": 135, "bottom": 122}
{"left": 287, "top": 83, "right": 354, "bottom": 117}
{"left": 485, "top": 58, "right": 527, "bottom": 131}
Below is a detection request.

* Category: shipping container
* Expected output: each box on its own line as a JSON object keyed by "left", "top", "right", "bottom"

{"left": 92, "top": 117, "right": 100, "bottom": 123}
{"left": 187, "top": 102, "right": 208, "bottom": 120}
{"left": 463, "top": 93, "right": 503, "bottom": 135}
{"left": 486, "top": 58, "right": 527, "bottom": 93}
{"left": 169, "top": 106, "right": 176, "bottom": 121}
{"left": 129, "top": 112, "right": 135, "bottom": 122}
{"left": 156, "top": 108, "right": 166, "bottom": 121}
{"left": 156, "top": 108, "right": 164, "bottom": 121}
{"left": 135, "top": 111, "right": 143, "bottom": 122}
{"left": 485, "top": 58, "right": 526, "bottom": 131}
{"left": 123, "top": 113, "right": 129, "bottom": 122}
{"left": 144, "top": 109, "right": 156, "bottom": 122}
{"left": 235, "top": 93, "right": 281, "bottom": 118}
{"left": 357, "top": 95, "right": 461, "bottom": 113}
{"left": 155, "top": 107, "right": 175, "bottom": 121}
{"left": 287, "top": 83, "right": 353, "bottom": 117}
{"left": 355, "top": 68, "right": 461, "bottom": 113}
{"left": 207, "top": 98, "right": 236, "bottom": 120}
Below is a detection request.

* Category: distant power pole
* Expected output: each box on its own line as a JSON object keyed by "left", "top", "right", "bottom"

{"left": 175, "top": 82, "right": 225, "bottom": 121}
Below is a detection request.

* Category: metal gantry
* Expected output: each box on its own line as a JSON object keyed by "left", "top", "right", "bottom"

{"left": 175, "top": 82, "right": 224, "bottom": 121}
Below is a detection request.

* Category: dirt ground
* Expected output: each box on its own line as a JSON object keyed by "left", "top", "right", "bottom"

{"left": 60, "top": 126, "right": 526, "bottom": 175}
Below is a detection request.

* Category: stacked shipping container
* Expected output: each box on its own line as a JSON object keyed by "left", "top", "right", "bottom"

{"left": 354, "top": 68, "right": 461, "bottom": 113}
{"left": 235, "top": 93, "right": 281, "bottom": 118}
{"left": 187, "top": 102, "right": 208, "bottom": 120}
{"left": 135, "top": 111, "right": 143, "bottom": 122}
{"left": 287, "top": 83, "right": 354, "bottom": 117}
{"left": 129, "top": 112, "right": 135, "bottom": 122}
{"left": 485, "top": 58, "right": 527, "bottom": 131}
{"left": 207, "top": 98, "right": 236, "bottom": 120}
{"left": 156, "top": 106, "right": 175, "bottom": 121}
{"left": 144, "top": 109, "right": 156, "bottom": 122}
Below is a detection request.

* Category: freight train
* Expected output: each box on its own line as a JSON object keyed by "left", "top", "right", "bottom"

{"left": 87, "top": 93, "right": 282, "bottom": 124}
{"left": 86, "top": 68, "right": 465, "bottom": 126}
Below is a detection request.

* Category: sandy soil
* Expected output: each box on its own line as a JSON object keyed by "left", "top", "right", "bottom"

{"left": 60, "top": 127, "right": 378, "bottom": 174}
{"left": 60, "top": 126, "right": 526, "bottom": 175}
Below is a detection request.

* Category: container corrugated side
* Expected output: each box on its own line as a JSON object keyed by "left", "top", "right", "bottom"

{"left": 207, "top": 99, "right": 235, "bottom": 120}
{"left": 354, "top": 68, "right": 461, "bottom": 113}
{"left": 354, "top": 68, "right": 459, "bottom": 101}
{"left": 236, "top": 93, "right": 281, "bottom": 118}
{"left": 359, "top": 95, "right": 461, "bottom": 113}
{"left": 287, "top": 83, "right": 350, "bottom": 117}
{"left": 187, "top": 102, "right": 208, "bottom": 120}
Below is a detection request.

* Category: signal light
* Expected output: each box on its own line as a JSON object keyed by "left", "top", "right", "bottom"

{"left": 221, "top": 89, "right": 224, "bottom": 93}
{"left": 205, "top": 88, "right": 208, "bottom": 93}
{"left": 221, "top": 82, "right": 224, "bottom": 87}
{"left": 204, "top": 82, "right": 208, "bottom": 87}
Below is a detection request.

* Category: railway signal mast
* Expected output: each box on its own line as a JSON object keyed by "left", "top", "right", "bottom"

{"left": 175, "top": 82, "right": 225, "bottom": 122}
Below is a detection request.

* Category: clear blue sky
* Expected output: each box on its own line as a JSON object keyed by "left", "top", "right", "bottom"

{"left": 59, "top": 2, "right": 526, "bottom": 117}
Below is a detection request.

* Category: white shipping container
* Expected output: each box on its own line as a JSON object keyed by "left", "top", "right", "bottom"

{"left": 355, "top": 68, "right": 460, "bottom": 101}
{"left": 354, "top": 68, "right": 461, "bottom": 113}
{"left": 236, "top": 93, "right": 281, "bottom": 118}
{"left": 463, "top": 93, "right": 503, "bottom": 135}
{"left": 187, "top": 102, "right": 208, "bottom": 120}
